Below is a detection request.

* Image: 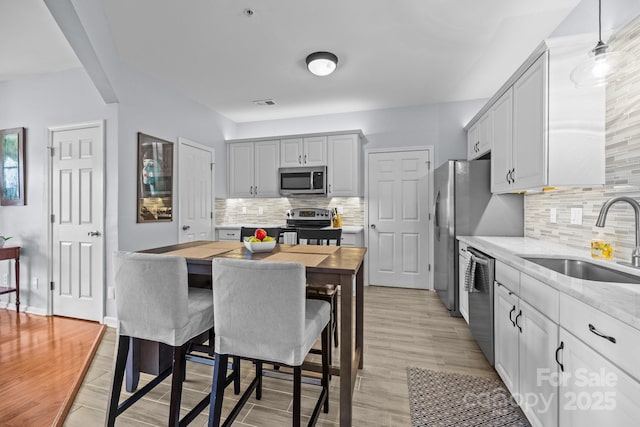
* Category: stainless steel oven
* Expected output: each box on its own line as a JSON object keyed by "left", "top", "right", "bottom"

{"left": 465, "top": 247, "right": 495, "bottom": 365}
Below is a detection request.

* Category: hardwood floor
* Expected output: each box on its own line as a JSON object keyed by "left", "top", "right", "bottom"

{"left": 64, "top": 286, "right": 497, "bottom": 426}
{"left": 0, "top": 310, "right": 105, "bottom": 427}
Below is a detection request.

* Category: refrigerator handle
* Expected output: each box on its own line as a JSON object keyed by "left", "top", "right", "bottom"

{"left": 433, "top": 189, "right": 440, "bottom": 241}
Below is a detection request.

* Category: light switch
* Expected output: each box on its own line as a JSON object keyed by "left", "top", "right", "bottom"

{"left": 570, "top": 208, "right": 582, "bottom": 225}
{"left": 258, "top": 207, "right": 264, "bottom": 215}
{"left": 550, "top": 208, "right": 557, "bottom": 223}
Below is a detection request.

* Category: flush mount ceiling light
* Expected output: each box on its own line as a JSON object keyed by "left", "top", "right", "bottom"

{"left": 306, "top": 51, "right": 338, "bottom": 76}
{"left": 569, "top": 0, "right": 628, "bottom": 88}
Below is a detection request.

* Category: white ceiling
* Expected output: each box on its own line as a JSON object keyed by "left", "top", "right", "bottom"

{"left": 1, "top": 0, "right": 592, "bottom": 123}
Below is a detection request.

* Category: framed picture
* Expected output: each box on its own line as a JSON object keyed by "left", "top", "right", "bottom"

{"left": 137, "top": 132, "right": 173, "bottom": 222}
{"left": 0, "top": 127, "right": 26, "bottom": 206}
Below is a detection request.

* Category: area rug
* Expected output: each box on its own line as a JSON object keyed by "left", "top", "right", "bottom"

{"left": 406, "top": 367, "right": 531, "bottom": 427}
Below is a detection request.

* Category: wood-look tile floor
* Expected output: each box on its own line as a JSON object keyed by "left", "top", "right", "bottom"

{"left": 64, "top": 286, "right": 498, "bottom": 426}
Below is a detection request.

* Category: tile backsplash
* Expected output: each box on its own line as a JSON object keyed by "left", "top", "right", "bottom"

{"left": 525, "top": 15, "right": 640, "bottom": 263}
{"left": 216, "top": 197, "right": 364, "bottom": 226}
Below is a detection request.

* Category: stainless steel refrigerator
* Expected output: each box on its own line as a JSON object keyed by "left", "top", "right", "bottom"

{"left": 433, "top": 159, "right": 523, "bottom": 316}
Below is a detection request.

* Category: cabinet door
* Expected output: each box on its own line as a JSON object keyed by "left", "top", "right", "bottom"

{"left": 254, "top": 140, "right": 280, "bottom": 197}
{"left": 327, "top": 134, "right": 361, "bottom": 197}
{"left": 303, "top": 136, "right": 327, "bottom": 166}
{"left": 519, "top": 300, "right": 559, "bottom": 427}
{"left": 559, "top": 328, "right": 640, "bottom": 426}
{"left": 467, "top": 123, "right": 479, "bottom": 160}
{"left": 512, "top": 53, "right": 547, "bottom": 190}
{"left": 477, "top": 112, "right": 492, "bottom": 157}
{"left": 494, "top": 282, "right": 519, "bottom": 395}
{"left": 490, "top": 89, "right": 513, "bottom": 193}
{"left": 227, "top": 142, "right": 255, "bottom": 198}
{"left": 280, "top": 138, "right": 303, "bottom": 167}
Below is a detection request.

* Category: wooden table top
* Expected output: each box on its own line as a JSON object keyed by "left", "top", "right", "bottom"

{"left": 141, "top": 240, "right": 367, "bottom": 275}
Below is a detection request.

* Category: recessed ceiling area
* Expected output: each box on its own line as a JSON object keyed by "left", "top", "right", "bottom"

{"left": 5, "top": 0, "right": 638, "bottom": 124}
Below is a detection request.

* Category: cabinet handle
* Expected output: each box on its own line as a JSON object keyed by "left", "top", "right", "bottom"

{"left": 515, "top": 310, "right": 522, "bottom": 332}
{"left": 511, "top": 168, "right": 516, "bottom": 183}
{"left": 509, "top": 306, "right": 516, "bottom": 327}
{"left": 249, "top": 186, "right": 253, "bottom": 195}
{"left": 298, "top": 155, "right": 302, "bottom": 164}
{"left": 328, "top": 184, "right": 332, "bottom": 193}
{"left": 588, "top": 323, "right": 617, "bottom": 343}
{"left": 304, "top": 154, "right": 307, "bottom": 163}
{"left": 254, "top": 186, "right": 257, "bottom": 195}
{"left": 506, "top": 170, "right": 511, "bottom": 184}
{"left": 555, "top": 341, "right": 564, "bottom": 372}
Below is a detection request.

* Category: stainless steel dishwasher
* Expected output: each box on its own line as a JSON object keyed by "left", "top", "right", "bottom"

{"left": 465, "top": 247, "right": 495, "bottom": 365}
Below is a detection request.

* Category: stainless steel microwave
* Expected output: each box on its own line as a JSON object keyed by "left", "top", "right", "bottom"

{"left": 279, "top": 166, "right": 327, "bottom": 196}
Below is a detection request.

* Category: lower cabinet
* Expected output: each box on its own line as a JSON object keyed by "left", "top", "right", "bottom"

{"left": 458, "top": 243, "right": 470, "bottom": 323}
{"left": 494, "top": 280, "right": 559, "bottom": 427}
{"left": 558, "top": 328, "right": 640, "bottom": 426}
{"left": 216, "top": 228, "right": 240, "bottom": 241}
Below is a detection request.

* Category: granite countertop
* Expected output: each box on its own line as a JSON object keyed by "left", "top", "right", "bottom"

{"left": 216, "top": 224, "right": 364, "bottom": 233}
{"left": 457, "top": 236, "right": 640, "bottom": 331}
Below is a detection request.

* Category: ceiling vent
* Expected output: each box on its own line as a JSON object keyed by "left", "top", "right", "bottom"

{"left": 252, "top": 99, "right": 276, "bottom": 106}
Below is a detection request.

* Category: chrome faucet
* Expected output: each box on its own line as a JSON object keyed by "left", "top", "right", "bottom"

{"left": 596, "top": 196, "right": 640, "bottom": 267}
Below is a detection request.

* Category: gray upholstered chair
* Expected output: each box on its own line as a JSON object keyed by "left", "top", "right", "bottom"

{"left": 106, "top": 252, "right": 216, "bottom": 427}
{"left": 208, "top": 258, "right": 331, "bottom": 427}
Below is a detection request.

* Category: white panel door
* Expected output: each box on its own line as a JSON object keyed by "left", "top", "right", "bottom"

{"left": 179, "top": 138, "right": 213, "bottom": 242}
{"left": 51, "top": 122, "right": 104, "bottom": 321}
{"left": 367, "top": 149, "right": 430, "bottom": 289}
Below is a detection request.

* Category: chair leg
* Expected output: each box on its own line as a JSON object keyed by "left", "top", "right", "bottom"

{"left": 233, "top": 356, "right": 241, "bottom": 395}
{"left": 169, "top": 344, "right": 187, "bottom": 426}
{"left": 293, "top": 366, "right": 301, "bottom": 427}
{"left": 333, "top": 295, "right": 339, "bottom": 347}
{"left": 322, "top": 325, "right": 330, "bottom": 414}
{"left": 208, "top": 353, "right": 228, "bottom": 427}
{"left": 105, "top": 335, "right": 130, "bottom": 427}
{"left": 255, "top": 361, "right": 263, "bottom": 400}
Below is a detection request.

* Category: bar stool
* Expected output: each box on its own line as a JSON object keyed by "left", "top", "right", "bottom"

{"left": 296, "top": 227, "right": 342, "bottom": 350}
{"left": 208, "top": 258, "right": 331, "bottom": 427}
{"left": 106, "top": 252, "right": 216, "bottom": 427}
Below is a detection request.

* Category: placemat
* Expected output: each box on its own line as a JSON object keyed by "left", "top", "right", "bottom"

{"left": 282, "top": 245, "right": 340, "bottom": 254}
{"left": 262, "top": 252, "right": 329, "bottom": 267}
{"left": 163, "top": 246, "right": 234, "bottom": 259}
{"left": 200, "top": 241, "right": 244, "bottom": 249}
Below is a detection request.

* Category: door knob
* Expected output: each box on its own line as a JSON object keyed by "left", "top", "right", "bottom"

{"left": 370, "top": 224, "right": 376, "bottom": 229}
{"left": 87, "top": 231, "right": 101, "bottom": 237}
{"left": 182, "top": 225, "right": 191, "bottom": 230}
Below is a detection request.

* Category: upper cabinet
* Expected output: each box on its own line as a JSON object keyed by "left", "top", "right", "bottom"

{"left": 327, "top": 133, "right": 363, "bottom": 197}
{"left": 280, "top": 136, "right": 327, "bottom": 167}
{"left": 467, "top": 112, "right": 491, "bottom": 160}
{"left": 466, "top": 35, "right": 605, "bottom": 193}
{"left": 227, "top": 140, "right": 280, "bottom": 198}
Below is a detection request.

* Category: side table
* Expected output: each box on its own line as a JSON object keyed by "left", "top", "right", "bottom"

{"left": 0, "top": 246, "right": 20, "bottom": 312}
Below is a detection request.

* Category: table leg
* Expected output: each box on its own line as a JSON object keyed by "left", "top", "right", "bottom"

{"left": 356, "top": 264, "right": 364, "bottom": 369}
{"left": 339, "top": 273, "right": 354, "bottom": 427}
{"left": 14, "top": 256, "right": 20, "bottom": 313}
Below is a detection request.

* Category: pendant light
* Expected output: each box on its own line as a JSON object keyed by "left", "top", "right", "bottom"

{"left": 569, "top": 0, "right": 628, "bottom": 88}
{"left": 306, "top": 52, "right": 338, "bottom": 76}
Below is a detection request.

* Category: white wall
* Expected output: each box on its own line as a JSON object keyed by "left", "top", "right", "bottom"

{"left": 0, "top": 67, "right": 116, "bottom": 314}
{"left": 233, "top": 99, "right": 486, "bottom": 168}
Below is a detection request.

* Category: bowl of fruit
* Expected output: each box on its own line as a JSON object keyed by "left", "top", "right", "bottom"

{"left": 244, "top": 228, "right": 277, "bottom": 253}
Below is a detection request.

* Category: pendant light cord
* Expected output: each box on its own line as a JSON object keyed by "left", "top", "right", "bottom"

{"left": 598, "top": 0, "right": 602, "bottom": 43}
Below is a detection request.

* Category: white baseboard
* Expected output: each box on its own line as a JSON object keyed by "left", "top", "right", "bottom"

{"left": 102, "top": 316, "right": 118, "bottom": 328}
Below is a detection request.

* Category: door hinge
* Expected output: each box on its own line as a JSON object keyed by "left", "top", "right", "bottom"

{"left": 427, "top": 160, "right": 431, "bottom": 170}
{"left": 50, "top": 281, "right": 55, "bottom": 291}
{"left": 428, "top": 264, "right": 431, "bottom": 272}
{"left": 210, "top": 211, "right": 213, "bottom": 219}
{"left": 48, "top": 146, "right": 55, "bottom": 156}
{"left": 50, "top": 214, "right": 55, "bottom": 223}
{"left": 210, "top": 162, "right": 214, "bottom": 170}
{"left": 428, "top": 213, "right": 431, "bottom": 221}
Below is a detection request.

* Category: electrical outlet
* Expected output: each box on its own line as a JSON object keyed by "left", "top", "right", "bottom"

{"left": 2, "top": 273, "right": 7, "bottom": 285}
{"left": 258, "top": 207, "right": 264, "bottom": 215}
{"left": 337, "top": 206, "right": 344, "bottom": 214}
{"left": 570, "top": 207, "right": 583, "bottom": 225}
{"left": 550, "top": 208, "right": 557, "bottom": 223}
{"left": 241, "top": 207, "right": 247, "bottom": 214}
{"left": 108, "top": 287, "right": 116, "bottom": 300}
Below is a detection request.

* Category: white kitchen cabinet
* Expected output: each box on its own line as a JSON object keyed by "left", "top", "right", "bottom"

{"left": 340, "top": 229, "right": 364, "bottom": 246}
{"left": 467, "top": 112, "right": 491, "bottom": 160}
{"left": 327, "top": 133, "right": 362, "bottom": 197}
{"left": 559, "top": 328, "right": 640, "bottom": 426}
{"left": 227, "top": 140, "right": 280, "bottom": 198}
{"left": 216, "top": 228, "right": 240, "bottom": 241}
{"left": 494, "top": 271, "right": 559, "bottom": 427}
{"left": 467, "top": 35, "right": 605, "bottom": 194}
{"left": 280, "top": 136, "right": 327, "bottom": 167}
{"left": 458, "top": 243, "right": 469, "bottom": 323}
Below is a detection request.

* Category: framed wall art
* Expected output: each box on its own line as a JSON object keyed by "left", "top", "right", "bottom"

{"left": 0, "top": 127, "right": 26, "bottom": 206}
{"left": 137, "top": 132, "right": 173, "bottom": 222}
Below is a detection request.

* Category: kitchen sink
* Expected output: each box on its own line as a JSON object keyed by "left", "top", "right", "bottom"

{"left": 523, "top": 257, "right": 640, "bottom": 284}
